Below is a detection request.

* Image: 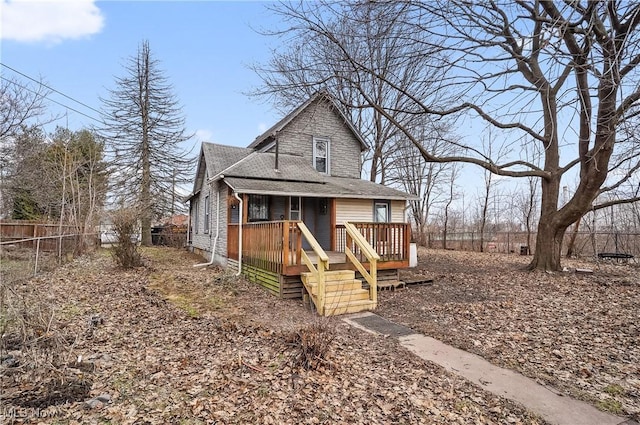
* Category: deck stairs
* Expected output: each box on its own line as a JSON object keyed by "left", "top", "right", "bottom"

{"left": 301, "top": 270, "right": 376, "bottom": 316}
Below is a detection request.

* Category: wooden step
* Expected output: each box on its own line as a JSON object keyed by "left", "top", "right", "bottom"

{"left": 306, "top": 279, "right": 363, "bottom": 295}
{"left": 301, "top": 270, "right": 355, "bottom": 285}
{"left": 322, "top": 299, "right": 376, "bottom": 316}
{"left": 322, "top": 288, "right": 370, "bottom": 303}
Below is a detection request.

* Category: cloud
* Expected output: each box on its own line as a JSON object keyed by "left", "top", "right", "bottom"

{"left": 1, "top": 0, "right": 104, "bottom": 43}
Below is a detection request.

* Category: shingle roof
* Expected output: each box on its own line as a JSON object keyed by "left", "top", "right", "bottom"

{"left": 202, "top": 143, "right": 254, "bottom": 177}
{"left": 223, "top": 152, "right": 325, "bottom": 183}
{"left": 247, "top": 92, "right": 368, "bottom": 151}
{"left": 224, "top": 175, "right": 416, "bottom": 200}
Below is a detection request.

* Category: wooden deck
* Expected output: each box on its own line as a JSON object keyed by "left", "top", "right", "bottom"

{"left": 228, "top": 220, "right": 411, "bottom": 314}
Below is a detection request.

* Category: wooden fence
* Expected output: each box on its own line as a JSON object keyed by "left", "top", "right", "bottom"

{"left": 1, "top": 221, "right": 77, "bottom": 251}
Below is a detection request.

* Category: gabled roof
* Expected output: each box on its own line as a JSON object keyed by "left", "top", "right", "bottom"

{"left": 203, "top": 143, "right": 254, "bottom": 177}
{"left": 190, "top": 143, "right": 254, "bottom": 197}
{"left": 247, "top": 92, "right": 368, "bottom": 151}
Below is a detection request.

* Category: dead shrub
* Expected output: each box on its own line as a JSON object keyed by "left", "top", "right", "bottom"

{"left": 285, "top": 319, "right": 336, "bottom": 370}
{"left": 110, "top": 208, "right": 142, "bottom": 268}
{"left": 0, "top": 278, "right": 87, "bottom": 410}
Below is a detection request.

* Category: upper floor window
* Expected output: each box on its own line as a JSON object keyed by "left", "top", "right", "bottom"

{"left": 313, "top": 137, "right": 330, "bottom": 174}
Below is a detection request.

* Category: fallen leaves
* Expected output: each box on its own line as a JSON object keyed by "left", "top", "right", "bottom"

{"left": 381, "top": 248, "right": 640, "bottom": 420}
{"left": 1, "top": 247, "right": 548, "bottom": 424}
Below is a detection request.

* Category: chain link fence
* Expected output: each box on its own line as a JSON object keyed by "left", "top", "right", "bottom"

{"left": 1, "top": 231, "right": 99, "bottom": 286}
{"left": 424, "top": 230, "right": 640, "bottom": 259}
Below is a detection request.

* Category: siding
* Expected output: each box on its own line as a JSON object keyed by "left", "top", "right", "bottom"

{"left": 336, "top": 199, "right": 373, "bottom": 224}
{"left": 273, "top": 98, "right": 362, "bottom": 179}
{"left": 336, "top": 198, "right": 407, "bottom": 224}
{"left": 391, "top": 200, "right": 406, "bottom": 222}
{"left": 271, "top": 196, "right": 287, "bottom": 220}
{"left": 190, "top": 179, "right": 229, "bottom": 265}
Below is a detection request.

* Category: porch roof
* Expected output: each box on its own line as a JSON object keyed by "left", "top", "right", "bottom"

{"left": 224, "top": 176, "right": 417, "bottom": 200}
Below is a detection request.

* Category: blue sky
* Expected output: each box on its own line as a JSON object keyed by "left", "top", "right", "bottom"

{"left": 0, "top": 0, "right": 283, "bottom": 154}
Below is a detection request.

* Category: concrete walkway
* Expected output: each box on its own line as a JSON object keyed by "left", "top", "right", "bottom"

{"left": 344, "top": 312, "right": 636, "bottom": 425}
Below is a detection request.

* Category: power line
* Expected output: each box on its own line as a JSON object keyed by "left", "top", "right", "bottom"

{"left": 0, "top": 62, "right": 104, "bottom": 118}
{"left": 1, "top": 76, "right": 103, "bottom": 123}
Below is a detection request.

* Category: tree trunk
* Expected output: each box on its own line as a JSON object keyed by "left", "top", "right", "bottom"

{"left": 528, "top": 220, "right": 567, "bottom": 271}
{"left": 140, "top": 42, "right": 153, "bottom": 246}
{"left": 565, "top": 220, "right": 581, "bottom": 258}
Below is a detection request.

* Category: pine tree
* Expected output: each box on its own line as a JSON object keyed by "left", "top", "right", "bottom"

{"left": 100, "top": 40, "right": 193, "bottom": 245}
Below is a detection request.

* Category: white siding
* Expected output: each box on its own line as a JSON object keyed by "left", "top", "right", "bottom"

{"left": 336, "top": 199, "right": 373, "bottom": 224}
{"left": 391, "top": 200, "right": 406, "bottom": 222}
{"left": 336, "top": 198, "right": 407, "bottom": 224}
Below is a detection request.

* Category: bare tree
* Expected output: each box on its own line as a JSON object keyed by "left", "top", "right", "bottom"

{"left": 514, "top": 177, "right": 539, "bottom": 252}
{"left": 441, "top": 163, "right": 460, "bottom": 250}
{"left": 251, "top": 1, "right": 451, "bottom": 183}
{"left": 99, "top": 40, "right": 194, "bottom": 245}
{"left": 387, "top": 124, "right": 457, "bottom": 245}
{"left": 0, "top": 76, "right": 49, "bottom": 142}
{"left": 265, "top": 1, "right": 640, "bottom": 270}
{"left": 46, "top": 128, "right": 108, "bottom": 247}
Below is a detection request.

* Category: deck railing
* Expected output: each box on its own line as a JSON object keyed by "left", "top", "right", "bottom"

{"left": 335, "top": 222, "right": 410, "bottom": 262}
{"left": 229, "top": 221, "right": 410, "bottom": 275}
{"left": 228, "top": 221, "right": 303, "bottom": 273}
{"left": 344, "top": 222, "right": 379, "bottom": 307}
{"left": 297, "top": 222, "right": 330, "bottom": 315}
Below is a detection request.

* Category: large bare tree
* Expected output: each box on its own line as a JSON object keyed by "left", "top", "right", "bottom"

{"left": 252, "top": 1, "right": 451, "bottom": 183}
{"left": 265, "top": 0, "right": 640, "bottom": 271}
{"left": 100, "top": 40, "right": 193, "bottom": 245}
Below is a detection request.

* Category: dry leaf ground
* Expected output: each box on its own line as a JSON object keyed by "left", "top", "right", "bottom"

{"left": 379, "top": 247, "right": 640, "bottom": 420}
{"left": 0, "top": 247, "right": 548, "bottom": 424}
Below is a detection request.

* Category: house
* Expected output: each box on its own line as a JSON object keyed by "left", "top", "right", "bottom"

{"left": 187, "top": 92, "right": 415, "bottom": 316}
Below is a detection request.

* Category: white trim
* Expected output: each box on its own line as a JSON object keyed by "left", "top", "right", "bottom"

{"left": 313, "top": 136, "right": 330, "bottom": 175}
{"left": 290, "top": 196, "right": 302, "bottom": 220}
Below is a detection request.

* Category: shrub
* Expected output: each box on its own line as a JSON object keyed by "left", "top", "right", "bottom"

{"left": 110, "top": 208, "right": 142, "bottom": 268}
{"left": 285, "top": 319, "right": 336, "bottom": 370}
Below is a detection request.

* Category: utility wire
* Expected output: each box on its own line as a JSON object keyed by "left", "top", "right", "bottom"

{"left": 1, "top": 76, "right": 103, "bottom": 123}
{"left": 0, "top": 62, "right": 104, "bottom": 117}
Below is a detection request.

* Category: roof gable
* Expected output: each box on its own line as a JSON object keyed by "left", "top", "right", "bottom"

{"left": 191, "top": 143, "right": 253, "bottom": 195}
{"left": 248, "top": 92, "right": 368, "bottom": 151}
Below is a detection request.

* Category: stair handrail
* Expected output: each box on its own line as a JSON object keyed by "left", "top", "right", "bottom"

{"left": 344, "top": 221, "right": 380, "bottom": 307}
{"left": 297, "top": 222, "right": 329, "bottom": 315}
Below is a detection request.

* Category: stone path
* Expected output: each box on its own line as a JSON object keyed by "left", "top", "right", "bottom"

{"left": 344, "top": 312, "right": 637, "bottom": 425}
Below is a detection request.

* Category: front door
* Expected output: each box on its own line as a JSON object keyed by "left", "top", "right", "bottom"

{"left": 301, "top": 197, "right": 330, "bottom": 251}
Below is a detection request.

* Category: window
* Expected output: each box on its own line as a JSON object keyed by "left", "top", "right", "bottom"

{"left": 193, "top": 199, "right": 199, "bottom": 233}
{"left": 313, "top": 137, "right": 330, "bottom": 174}
{"left": 248, "top": 195, "right": 269, "bottom": 221}
{"left": 290, "top": 196, "right": 301, "bottom": 220}
{"left": 374, "top": 201, "right": 390, "bottom": 223}
{"left": 204, "top": 195, "right": 210, "bottom": 233}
